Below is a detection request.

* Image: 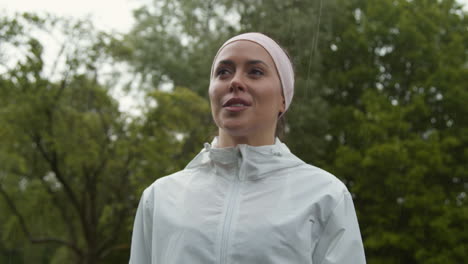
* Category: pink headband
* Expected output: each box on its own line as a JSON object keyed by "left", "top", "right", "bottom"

{"left": 210, "top": 32, "right": 295, "bottom": 113}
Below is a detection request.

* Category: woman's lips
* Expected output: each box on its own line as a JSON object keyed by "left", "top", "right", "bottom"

{"left": 224, "top": 105, "right": 248, "bottom": 112}
{"left": 223, "top": 97, "right": 251, "bottom": 112}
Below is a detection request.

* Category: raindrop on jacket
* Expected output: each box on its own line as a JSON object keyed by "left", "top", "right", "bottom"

{"left": 129, "top": 138, "right": 366, "bottom": 263}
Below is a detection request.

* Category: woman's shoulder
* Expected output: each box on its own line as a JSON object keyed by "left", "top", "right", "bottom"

{"left": 146, "top": 168, "right": 193, "bottom": 190}
{"left": 283, "top": 162, "right": 355, "bottom": 225}
{"left": 282, "top": 147, "right": 348, "bottom": 197}
{"left": 287, "top": 156, "right": 346, "bottom": 184}
{"left": 285, "top": 161, "right": 350, "bottom": 203}
{"left": 300, "top": 163, "right": 346, "bottom": 187}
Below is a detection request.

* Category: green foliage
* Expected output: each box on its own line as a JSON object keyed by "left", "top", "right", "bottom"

{"left": 113, "top": 0, "right": 239, "bottom": 94}
{"left": 129, "top": 87, "right": 214, "bottom": 193}
{"left": 320, "top": 1, "right": 468, "bottom": 262}
{"left": 0, "top": 12, "right": 215, "bottom": 263}
{"left": 0, "top": 13, "right": 136, "bottom": 263}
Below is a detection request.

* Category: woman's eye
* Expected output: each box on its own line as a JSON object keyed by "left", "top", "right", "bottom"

{"left": 249, "top": 68, "right": 264, "bottom": 76}
{"left": 216, "top": 68, "right": 231, "bottom": 76}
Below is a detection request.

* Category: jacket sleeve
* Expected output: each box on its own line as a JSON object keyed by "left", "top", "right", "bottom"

{"left": 129, "top": 188, "right": 154, "bottom": 264}
{"left": 312, "top": 191, "right": 366, "bottom": 264}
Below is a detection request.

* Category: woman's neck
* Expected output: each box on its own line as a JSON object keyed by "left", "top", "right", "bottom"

{"left": 216, "top": 129, "right": 276, "bottom": 148}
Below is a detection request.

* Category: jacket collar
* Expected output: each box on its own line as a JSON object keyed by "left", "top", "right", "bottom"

{"left": 186, "top": 137, "right": 304, "bottom": 181}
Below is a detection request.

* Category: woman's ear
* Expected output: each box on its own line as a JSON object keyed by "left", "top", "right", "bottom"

{"left": 280, "top": 96, "right": 286, "bottom": 113}
{"left": 277, "top": 97, "right": 286, "bottom": 117}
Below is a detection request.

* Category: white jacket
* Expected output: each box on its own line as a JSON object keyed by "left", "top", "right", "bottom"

{"left": 130, "top": 138, "right": 366, "bottom": 264}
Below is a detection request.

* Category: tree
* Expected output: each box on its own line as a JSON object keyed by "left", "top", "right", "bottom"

{"left": 0, "top": 13, "right": 139, "bottom": 263}
{"left": 318, "top": 0, "right": 468, "bottom": 263}
{"left": 0, "top": 12, "right": 216, "bottom": 263}
{"left": 113, "top": 0, "right": 240, "bottom": 96}
{"left": 129, "top": 87, "right": 214, "bottom": 195}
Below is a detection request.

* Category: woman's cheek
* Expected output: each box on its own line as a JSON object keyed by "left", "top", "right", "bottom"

{"left": 208, "top": 88, "right": 217, "bottom": 108}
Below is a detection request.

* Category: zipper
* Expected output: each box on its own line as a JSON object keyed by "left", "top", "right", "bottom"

{"left": 219, "top": 158, "right": 242, "bottom": 263}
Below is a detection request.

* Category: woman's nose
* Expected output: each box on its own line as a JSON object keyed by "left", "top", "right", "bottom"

{"left": 229, "top": 72, "right": 246, "bottom": 92}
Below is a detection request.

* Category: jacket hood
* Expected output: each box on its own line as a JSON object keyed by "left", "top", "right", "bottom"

{"left": 186, "top": 137, "right": 304, "bottom": 181}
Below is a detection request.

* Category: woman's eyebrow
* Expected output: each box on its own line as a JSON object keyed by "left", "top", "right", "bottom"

{"left": 217, "top": 59, "right": 269, "bottom": 68}
{"left": 217, "top": 60, "right": 235, "bottom": 67}
{"left": 247, "top": 60, "right": 269, "bottom": 68}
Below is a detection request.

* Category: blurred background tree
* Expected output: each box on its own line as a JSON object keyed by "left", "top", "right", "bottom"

{"left": 0, "top": 14, "right": 139, "bottom": 263}
{"left": 1, "top": 0, "right": 467, "bottom": 263}
{"left": 0, "top": 13, "right": 212, "bottom": 264}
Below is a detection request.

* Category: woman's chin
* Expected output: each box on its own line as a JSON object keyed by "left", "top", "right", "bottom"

{"left": 220, "top": 120, "right": 252, "bottom": 137}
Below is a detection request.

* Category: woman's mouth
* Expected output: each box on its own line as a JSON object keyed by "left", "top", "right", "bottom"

{"left": 223, "top": 98, "right": 251, "bottom": 112}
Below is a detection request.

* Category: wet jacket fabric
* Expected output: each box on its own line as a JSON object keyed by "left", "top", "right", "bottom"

{"left": 129, "top": 138, "right": 366, "bottom": 264}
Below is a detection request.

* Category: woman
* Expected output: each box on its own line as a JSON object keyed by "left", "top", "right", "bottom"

{"left": 129, "top": 32, "right": 366, "bottom": 264}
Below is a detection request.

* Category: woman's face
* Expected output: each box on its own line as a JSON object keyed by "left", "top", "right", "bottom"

{"left": 209, "top": 40, "right": 285, "bottom": 138}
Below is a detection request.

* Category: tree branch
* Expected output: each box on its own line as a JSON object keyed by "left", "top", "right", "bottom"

{"left": 97, "top": 153, "right": 134, "bottom": 257}
{"left": 32, "top": 132, "right": 82, "bottom": 215}
{"left": 0, "top": 183, "right": 83, "bottom": 257}
{"left": 28, "top": 146, "right": 79, "bottom": 242}
{"left": 49, "top": 41, "right": 66, "bottom": 79}
{"left": 97, "top": 243, "right": 129, "bottom": 259}
{"left": 31, "top": 132, "right": 91, "bottom": 247}
{"left": 38, "top": 174, "right": 78, "bottom": 242}
{"left": 97, "top": 204, "right": 130, "bottom": 258}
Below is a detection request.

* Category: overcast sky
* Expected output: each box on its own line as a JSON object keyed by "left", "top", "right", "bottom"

{"left": 0, "top": 0, "right": 144, "bottom": 115}
{"left": 0, "top": 0, "right": 138, "bottom": 32}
